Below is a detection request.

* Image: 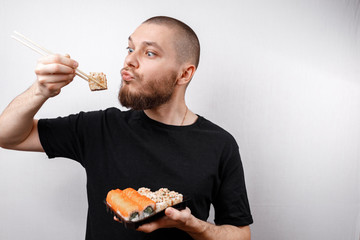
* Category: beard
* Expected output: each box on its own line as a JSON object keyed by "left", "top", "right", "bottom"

{"left": 118, "top": 69, "right": 178, "bottom": 110}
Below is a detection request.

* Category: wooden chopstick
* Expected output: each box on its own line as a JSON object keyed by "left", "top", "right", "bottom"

{"left": 11, "top": 35, "right": 47, "bottom": 56}
{"left": 13, "top": 31, "right": 53, "bottom": 56}
{"left": 11, "top": 33, "right": 89, "bottom": 82}
{"left": 11, "top": 31, "right": 106, "bottom": 89}
{"left": 12, "top": 31, "right": 105, "bottom": 87}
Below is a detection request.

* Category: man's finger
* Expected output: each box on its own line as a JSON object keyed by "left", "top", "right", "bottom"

{"left": 165, "top": 207, "right": 182, "bottom": 221}
{"left": 165, "top": 207, "right": 191, "bottom": 222}
{"left": 38, "top": 54, "right": 78, "bottom": 69}
{"left": 35, "top": 63, "right": 75, "bottom": 75}
{"left": 37, "top": 74, "right": 75, "bottom": 84}
{"left": 137, "top": 221, "right": 160, "bottom": 233}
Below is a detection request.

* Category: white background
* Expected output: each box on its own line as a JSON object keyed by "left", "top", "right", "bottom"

{"left": 0, "top": 0, "right": 359, "bottom": 239}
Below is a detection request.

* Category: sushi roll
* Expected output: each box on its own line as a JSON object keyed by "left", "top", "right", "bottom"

{"left": 154, "top": 196, "right": 172, "bottom": 212}
{"left": 138, "top": 187, "right": 151, "bottom": 195}
{"left": 156, "top": 188, "right": 170, "bottom": 196}
{"left": 88, "top": 72, "right": 107, "bottom": 91}
{"left": 106, "top": 187, "right": 184, "bottom": 223}
{"left": 106, "top": 189, "right": 141, "bottom": 221}
{"left": 123, "top": 188, "right": 156, "bottom": 217}
{"left": 138, "top": 188, "right": 184, "bottom": 213}
{"left": 169, "top": 191, "right": 183, "bottom": 205}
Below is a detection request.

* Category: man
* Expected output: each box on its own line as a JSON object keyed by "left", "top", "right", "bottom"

{"left": 0, "top": 16, "right": 253, "bottom": 240}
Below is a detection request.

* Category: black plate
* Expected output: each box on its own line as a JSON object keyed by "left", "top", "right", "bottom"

{"left": 105, "top": 197, "right": 190, "bottom": 230}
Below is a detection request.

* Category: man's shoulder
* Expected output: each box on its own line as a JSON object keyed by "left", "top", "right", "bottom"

{"left": 79, "top": 107, "right": 122, "bottom": 116}
{"left": 39, "top": 108, "right": 137, "bottom": 128}
{"left": 197, "top": 115, "right": 238, "bottom": 145}
{"left": 75, "top": 107, "right": 134, "bottom": 119}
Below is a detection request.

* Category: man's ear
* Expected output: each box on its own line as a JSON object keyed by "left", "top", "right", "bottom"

{"left": 177, "top": 64, "right": 196, "bottom": 86}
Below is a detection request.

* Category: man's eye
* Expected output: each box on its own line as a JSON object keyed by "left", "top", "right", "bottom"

{"left": 127, "top": 47, "right": 134, "bottom": 53}
{"left": 146, "top": 51, "right": 156, "bottom": 57}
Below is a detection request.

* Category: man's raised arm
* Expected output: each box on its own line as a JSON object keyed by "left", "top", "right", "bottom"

{"left": 0, "top": 54, "right": 78, "bottom": 151}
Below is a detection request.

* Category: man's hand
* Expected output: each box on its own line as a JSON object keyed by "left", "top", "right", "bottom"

{"left": 34, "top": 54, "right": 78, "bottom": 99}
{"left": 137, "top": 207, "right": 195, "bottom": 233}
{"left": 134, "top": 207, "right": 251, "bottom": 240}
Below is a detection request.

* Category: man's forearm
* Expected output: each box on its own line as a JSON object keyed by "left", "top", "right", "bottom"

{"left": 185, "top": 215, "right": 251, "bottom": 240}
{"left": 0, "top": 54, "right": 77, "bottom": 149}
{"left": 0, "top": 83, "right": 46, "bottom": 147}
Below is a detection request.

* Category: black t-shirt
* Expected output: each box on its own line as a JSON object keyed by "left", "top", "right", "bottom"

{"left": 38, "top": 108, "right": 253, "bottom": 240}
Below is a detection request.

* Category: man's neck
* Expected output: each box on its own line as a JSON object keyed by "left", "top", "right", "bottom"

{"left": 143, "top": 87, "right": 198, "bottom": 126}
{"left": 143, "top": 98, "right": 198, "bottom": 126}
{"left": 144, "top": 100, "right": 188, "bottom": 126}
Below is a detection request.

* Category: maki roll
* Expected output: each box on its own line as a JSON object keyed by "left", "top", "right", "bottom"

{"left": 106, "top": 189, "right": 141, "bottom": 221}
{"left": 88, "top": 72, "right": 107, "bottom": 91}
{"left": 123, "top": 188, "right": 156, "bottom": 217}
{"left": 138, "top": 188, "right": 184, "bottom": 213}
{"left": 106, "top": 187, "right": 184, "bottom": 224}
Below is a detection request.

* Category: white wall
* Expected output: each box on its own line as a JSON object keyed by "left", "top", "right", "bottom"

{"left": 0, "top": 0, "right": 359, "bottom": 239}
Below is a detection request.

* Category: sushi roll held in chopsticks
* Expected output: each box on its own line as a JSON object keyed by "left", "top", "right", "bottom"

{"left": 88, "top": 72, "right": 107, "bottom": 91}
{"left": 106, "top": 189, "right": 141, "bottom": 222}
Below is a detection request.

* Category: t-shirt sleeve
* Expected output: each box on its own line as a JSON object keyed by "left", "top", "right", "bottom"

{"left": 213, "top": 140, "right": 253, "bottom": 226}
{"left": 38, "top": 112, "right": 87, "bottom": 166}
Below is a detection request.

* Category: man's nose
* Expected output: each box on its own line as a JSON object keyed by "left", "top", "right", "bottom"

{"left": 124, "top": 52, "right": 139, "bottom": 69}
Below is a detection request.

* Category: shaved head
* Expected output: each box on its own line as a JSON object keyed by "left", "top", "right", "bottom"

{"left": 143, "top": 16, "right": 200, "bottom": 68}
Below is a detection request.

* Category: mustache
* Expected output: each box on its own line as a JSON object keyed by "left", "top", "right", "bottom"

{"left": 120, "top": 67, "right": 130, "bottom": 72}
{"left": 120, "top": 67, "right": 139, "bottom": 78}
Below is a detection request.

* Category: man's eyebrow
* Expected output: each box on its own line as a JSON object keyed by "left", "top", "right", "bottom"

{"left": 128, "top": 36, "right": 163, "bottom": 52}
{"left": 143, "top": 41, "right": 163, "bottom": 51}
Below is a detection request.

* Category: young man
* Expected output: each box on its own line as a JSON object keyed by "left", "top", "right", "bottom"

{"left": 0, "top": 16, "right": 253, "bottom": 240}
